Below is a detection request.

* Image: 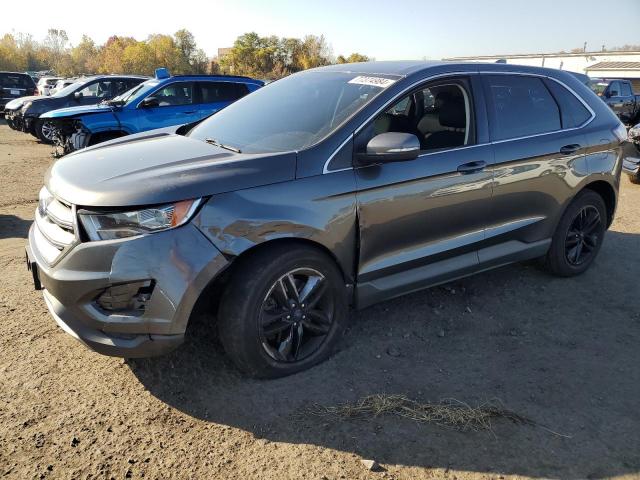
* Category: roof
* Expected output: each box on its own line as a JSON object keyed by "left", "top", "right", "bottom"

{"left": 586, "top": 61, "right": 640, "bottom": 71}
{"left": 310, "top": 60, "right": 450, "bottom": 76}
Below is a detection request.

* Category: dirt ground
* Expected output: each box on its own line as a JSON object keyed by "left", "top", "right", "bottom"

{"left": 1, "top": 119, "right": 639, "bottom": 480}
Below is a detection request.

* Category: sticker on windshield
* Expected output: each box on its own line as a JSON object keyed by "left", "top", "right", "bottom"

{"left": 348, "top": 76, "right": 396, "bottom": 88}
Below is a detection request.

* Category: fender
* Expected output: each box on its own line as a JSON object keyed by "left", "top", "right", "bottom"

{"left": 193, "top": 169, "right": 359, "bottom": 284}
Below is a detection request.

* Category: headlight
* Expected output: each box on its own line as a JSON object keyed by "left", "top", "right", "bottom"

{"left": 79, "top": 199, "right": 202, "bottom": 241}
{"left": 629, "top": 124, "right": 640, "bottom": 142}
{"left": 21, "top": 101, "right": 33, "bottom": 112}
{"left": 38, "top": 186, "right": 54, "bottom": 217}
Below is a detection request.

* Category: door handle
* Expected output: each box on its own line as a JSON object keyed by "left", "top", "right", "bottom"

{"left": 182, "top": 111, "right": 196, "bottom": 114}
{"left": 457, "top": 160, "right": 486, "bottom": 174}
{"left": 560, "top": 144, "right": 581, "bottom": 155}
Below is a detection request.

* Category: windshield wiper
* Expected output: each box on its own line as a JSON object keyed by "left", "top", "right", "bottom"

{"left": 204, "top": 138, "right": 242, "bottom": 153}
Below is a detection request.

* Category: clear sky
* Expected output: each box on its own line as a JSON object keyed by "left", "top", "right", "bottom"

{"left": 5, "top": 0, "right": 640, "bottom": 60}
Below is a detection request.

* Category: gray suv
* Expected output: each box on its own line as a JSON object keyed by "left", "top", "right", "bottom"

{"left": 26, "top": 61, "right": 627, "bottom": 378}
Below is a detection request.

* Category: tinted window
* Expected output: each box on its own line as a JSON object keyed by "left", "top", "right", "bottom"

{"left": 485, "top": 75, "right": 560, "bottom": 141}
{"left": 545, "top": 80, "right": 592, "bottom": 128}
{"left": 621, "top": 82, "right": 633, "bottom": 96}
{"left": 148, "top": 82, "right": 193, "bottom": 106}
{"left": 199, "top": 82, "right": 243, "bottom": 103}
{"left": 1, "top": 74, "right": 34, "bottom": 88}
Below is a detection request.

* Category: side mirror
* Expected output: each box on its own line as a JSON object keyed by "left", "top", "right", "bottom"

{"left": 140, "top": 97, "right": 159, "bottom": 108}
{"left": 357, "top": 132, "right": 420, "bottom": 165}
{"left": 74, "top": 91, "right": 83, "bottom": 100}
{"left": 606, "top": 90, "right": 615, "bottom": 98}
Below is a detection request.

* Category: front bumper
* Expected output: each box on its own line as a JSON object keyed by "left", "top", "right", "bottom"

{"left": 4, "top": 109, "right": 28, "bottom": 131}
{"left": 27, "top": 220, "right": 228, "bottom": 358}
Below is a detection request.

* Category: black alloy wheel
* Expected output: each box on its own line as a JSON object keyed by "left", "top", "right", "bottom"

{"left": 259, "top": 267, "right": 333, "bottom": 362}
{"left": 564, "top": 205, "right": 602, "bottom": 266}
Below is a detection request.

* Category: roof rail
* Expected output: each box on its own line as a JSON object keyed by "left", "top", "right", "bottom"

{"left": 170, "top": 74, "right": 260, "bottom": 81}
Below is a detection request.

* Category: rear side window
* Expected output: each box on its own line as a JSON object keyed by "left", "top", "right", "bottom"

{"left": 609, "top": 81, "right": 621, "bottom": 96}
{"left": 544, "top": 80, "right": 592, "bottom": 128}
{"left": 199, "top": 82, "right": 247, "bottom": 103}
{"left": 484, "top": 75, "right": 561, "bottom": 141}
{"left": 621, "top": 82, "right": 633, "bottom": 96}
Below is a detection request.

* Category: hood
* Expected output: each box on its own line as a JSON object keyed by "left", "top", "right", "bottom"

{"left": 4, "top": 95, "right": 38, "bottom": 110}
{"left": 40, "top": 103, "right": 115, "bottom": 119}
{"left": 45, "top": 131, "right": 297, "bottom": 207}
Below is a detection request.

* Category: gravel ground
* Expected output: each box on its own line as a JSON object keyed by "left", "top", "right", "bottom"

{"left": 1, "top": 120, "right": 639, "bottom": 480}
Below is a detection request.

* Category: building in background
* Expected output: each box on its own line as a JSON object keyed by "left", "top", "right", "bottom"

{"left": 447, "top": 50, "right": 640, "bottom": 90}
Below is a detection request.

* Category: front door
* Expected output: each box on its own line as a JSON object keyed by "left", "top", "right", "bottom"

{"left": 354, "top": 76, "right": 494, "bottom": 307}
{"left": 136, "top": 81, "right": 200, "bottom": 132}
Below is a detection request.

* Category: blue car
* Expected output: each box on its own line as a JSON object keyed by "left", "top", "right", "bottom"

{"left": 43, "top": 68, "right": 263, "bottom": 155}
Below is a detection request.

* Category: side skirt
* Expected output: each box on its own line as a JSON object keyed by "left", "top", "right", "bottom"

{"left": 355, "top": 239, "right": 551, "bottom": 309}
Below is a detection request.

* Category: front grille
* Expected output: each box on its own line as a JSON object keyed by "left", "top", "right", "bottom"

{"left": 34, "top": 190, "right": 76, "bottom": 264}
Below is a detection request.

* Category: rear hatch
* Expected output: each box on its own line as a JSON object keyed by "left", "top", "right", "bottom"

{"left": 1, "top": 73, "right": 36, "bottom": 100}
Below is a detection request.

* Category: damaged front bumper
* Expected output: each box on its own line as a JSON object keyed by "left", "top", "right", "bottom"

{"left": 26, "top": 209, "right": 229, "bottom": 358}
{"left": 51, "top": 119, "right": 91, "bottom": 157}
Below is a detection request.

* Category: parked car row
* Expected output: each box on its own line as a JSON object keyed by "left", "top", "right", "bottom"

{"left": 4, "top": 74, "right": 148, "bottom": 142}
{"left": 3, "top": 68, "right": 264, "bottom": 154}
{"left": 44, "top": 68, "right": 263, "bottom": 155}
{"left": 22, "top": 61, "right": 630, "bottom": 378}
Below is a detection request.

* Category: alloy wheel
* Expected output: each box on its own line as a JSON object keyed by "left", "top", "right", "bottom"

{"left": 40, "top": 121, "right": 57, "bottom": 141}
{"left": 259, "top": 267, "right": 334, "bottom": 363}
{"left": 565, "top": 205, "right": 601, "bottom": 266}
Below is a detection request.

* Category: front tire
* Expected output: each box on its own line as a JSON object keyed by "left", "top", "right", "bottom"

{"left": 543, "top": 190, "right": 607, "bottom": 277}
{"left": 218, "top": 244, "right": 349, "bottom": 378}
{"left": 35, "top": 119, "right": 56, "bottom": 144}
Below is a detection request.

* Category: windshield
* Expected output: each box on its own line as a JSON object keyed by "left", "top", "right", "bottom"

{"left": 188, "top": 71, "right": 399, "bottom": 153}
{"left": 591, "top": 81, "right": 609, "bottom": 96}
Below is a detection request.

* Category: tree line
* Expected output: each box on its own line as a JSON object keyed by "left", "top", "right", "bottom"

{"left": 0, "top": 29, "right": 370, "bottom": 79}
{"left": 213, "top": 32, "right": 369, "bottom": 78}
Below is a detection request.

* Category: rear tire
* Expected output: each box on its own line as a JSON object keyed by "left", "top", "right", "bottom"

{"left": 543, "top": 190, "right": 607, "bottom": 277}
{"left": 35, "top": 119, "right": 55, "bottom": 144}
{"left": 218, "top": 244, "right": 349, "bottom": 378}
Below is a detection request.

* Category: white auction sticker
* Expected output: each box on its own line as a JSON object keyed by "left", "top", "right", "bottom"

{"left": 348, "top": 76, "right": 396, "bottom": 88}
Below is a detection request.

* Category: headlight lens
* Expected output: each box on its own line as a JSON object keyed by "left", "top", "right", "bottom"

{"left": 79, "top": 199, "right": 201, "bottom": 241}
{"left": 629, "top": 124, "right": 640, "bottom": 141}
{"left": 38, "top": 186, "right": 54, "bottom": 217}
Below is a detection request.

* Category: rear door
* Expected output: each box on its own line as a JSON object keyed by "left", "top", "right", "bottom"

{"left": 196, "top": 81, "right": 248, "bottom": 119}
{"left": 135, "top": 81, "right": 200, "bottom": 131}
{"left": 481, "top": 73, "right": 590, "bottom": 261}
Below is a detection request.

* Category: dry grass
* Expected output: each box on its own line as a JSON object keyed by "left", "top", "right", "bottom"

{"left": 307, "top": 394, "right": 569, "bottom": 437}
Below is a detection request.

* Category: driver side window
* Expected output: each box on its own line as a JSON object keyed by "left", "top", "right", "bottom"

{"left": 146, "top": 82, "right": 194, "bottom": 107}
{"left": 356, "top": 79, "right": 473, "bottom": 155}
{"left": 78, "top": 80, "right": 113, "bottom": 98}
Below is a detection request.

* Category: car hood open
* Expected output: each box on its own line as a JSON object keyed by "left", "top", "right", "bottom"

{"left": 41, "top": 104, "right": 115, "bottom": 119}
{"left": 4, "top": 95, "right": 38, "bottom": 110}
{"left": 45, "top": 130, "right": 297, "bottom": 207}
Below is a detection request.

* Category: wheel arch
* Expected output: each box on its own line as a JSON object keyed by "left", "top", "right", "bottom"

{"left": 188, "top": 237, "right": 354, "bottom": 331}
{"left": 580, "top": 180, "right": 616, "bottom": 227}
